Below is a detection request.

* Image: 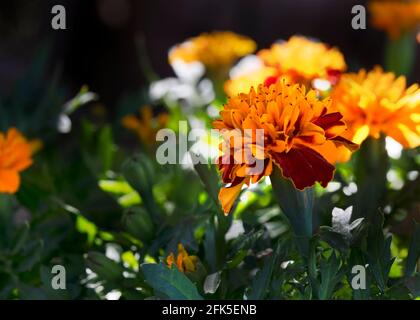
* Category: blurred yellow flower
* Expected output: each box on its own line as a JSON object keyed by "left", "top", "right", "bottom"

{"left": 331, "top": 67, "right": 420, "bottom": 159}
{"left": 166, "top": 243, "right": 198, "bottom": 273}
{"left": 122, "top": 106, "right": 168, "bottom": 146}
{"left": 258, "top": 36, "right": 346, "bottom": 82}
{"left": 0, "top": 128, "right": 33, "bottom": 194}
{"left": 169, "top": 31, "right": 256, "bottom": 70}
{"left": 369, "top": 0, "right": 420, "bottom": 39}
{"left": 225, "top": 36, "right": 346, "bottom": 96}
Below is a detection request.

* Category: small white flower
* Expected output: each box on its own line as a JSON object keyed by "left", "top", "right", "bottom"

{"left": 331, "top": 206, "right": 363, "bottom": 240}
{"left": 171, "top": 60, "right": 204, "bottom": 84}
{"left": 149, "top": 60, "right": 214, "bottom": 113}
{"left": 229, "top": 55, "right": 263, "bottom": 79}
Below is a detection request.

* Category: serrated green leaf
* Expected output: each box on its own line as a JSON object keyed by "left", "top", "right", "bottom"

{"left": 142, "top": 263, "right": 203, "bottom": 300}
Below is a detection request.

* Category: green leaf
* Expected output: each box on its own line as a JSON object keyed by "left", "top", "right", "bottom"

{"left": 248, "top": 253, "right": 276, "bottom": 300}
{"left": 76, "top": 215, "right": 98, "bottom": 245}
{"left": 367, "top": 213, "right": 394, "bottom": 292}
{"left": 122, "top": 156, "right": 159, "bottom": 220}
{"left": 405, "top": 274, "right": 420, "bottom": 298}
{"left": 319, "top": 227, "right": 349, "bottom": 253}
{"left": 122, "top": 207, "right": 155, "bottom": 243}
{"left": 318, "top": 252, "right": 345, "bottom": 300}
{"left": 86, "top": 252, "right": 124, "bottom": 282}
{"left": 192, "top": 153, "right": 221, "bottom": 207}
{"left": 142, "top": 263, "right": 203, "bottom": 300}
{"left": 11, "top": 222, "right": 30, "bottom": 255}
{"left": 405, "top": 223, "right": 420, "bottom": 276}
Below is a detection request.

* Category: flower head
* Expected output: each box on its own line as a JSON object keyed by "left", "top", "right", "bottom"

{"left": 369, "top": 0, "right": 420, "bottom": 39}
{"left": 169, "top": 31, "right": 256, "bottom": 70}
{"left": 258, "top": 36, "right": 346, "bottom": 82}
{"left": 214, "top": 78, "right": 358, "bottom": 214}
{"left": 0, "top": 128, "right": 33, "bottom": 194}
{"left": 166, "top": 243, "right": 198, "bottom": 273}
{"left": 331, "top": 67, "right": 420, "bottom": 156}
{"left": 331, "top": 206, "right": 364, "bottom": 242}
{"left": 225, "top": 36, "right": 346, "bottom": 96}
{"left": 122, "top": 106, "right": 168, "bottom": 146}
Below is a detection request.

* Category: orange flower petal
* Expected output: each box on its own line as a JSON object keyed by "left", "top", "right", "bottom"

{"left": 218, "top": 178, "right": 247, "bottom": 215}
{"left": 0, "top": 169, "right": 21, "bottom": 194}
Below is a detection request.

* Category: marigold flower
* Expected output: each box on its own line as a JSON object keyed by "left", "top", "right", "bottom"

{"left": 166, "top": 243, "right": 198, "bottom": 273}
{"left": 225, "top": 36, "right": 346, "bottom": 96}
{"left": 214, "top": 79, "right": 358, "bottom": 214}
{"left": 122, "top": 106, "right": 168, "bottom": 146}
{"left": 331, "top": 67, "right": 420, "bottom": 157}
{"left": 0, "top": 128, "right": 33, "bottom": 194}
{"left": 169, "top": 31, "right": 256, "bottom": 70}
{"left": 369, "top": 0, "right": 420, "bottom": 39}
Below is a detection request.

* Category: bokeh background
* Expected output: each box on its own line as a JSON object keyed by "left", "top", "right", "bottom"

{"left": 1, "top": 0, "right": 419, "bottom": 114}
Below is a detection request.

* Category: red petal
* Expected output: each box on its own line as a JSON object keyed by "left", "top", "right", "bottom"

{"left": 313, "top": 112, "right": 345, "bottom": 138}
{"left": 326, "top": 68, "right": 342, "bottom": 85}
{"left": 331, "top": 135, "right": 359, "bottom": 151}
{"left": 271, "top": 146, "right": 335, "bottom": 189}
{"left": 314, "top": 112, "right": 343, "bottom": 129}
{"left": 264, "top": 75, "right": 279, "bottom": 87}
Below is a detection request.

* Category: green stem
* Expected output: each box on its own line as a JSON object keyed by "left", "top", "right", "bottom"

{"left": 352, "top": 136, "right": 389, "bottom": 222}
{"left": 385, "top": 31, "right": 416, "bottom": 76}
{"left": 271, "top": 167, "right": 314, "bottom": 257}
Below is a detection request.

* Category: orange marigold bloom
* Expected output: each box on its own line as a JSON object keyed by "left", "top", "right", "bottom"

{"left": 331, "top": 67, "right": 420, "bottom": 156}
{"left": 122, "top": 106, "right": 168, "bottom": 146}
{"left": 369, "top": 0, "right": 420, "bottom": 39}
{"left": 225, "top": 36, "right": 346, "bottom": 96}
{"left": 166, "top": 243, "right": 198, "bottom": 273}
{"left": 214, "top": 79, "right": 358, "bottom": 214}
{"left": 0, "top": 128, "right": 33, "bottom": 194}
{"left": 169, "top": 31, "right": 256, "bottom": 70}
{"left": 258, "top": 36, "right": 346, "bottom": 83}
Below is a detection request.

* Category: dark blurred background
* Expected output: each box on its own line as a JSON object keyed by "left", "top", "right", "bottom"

{"left": 0, "top": 0, "right": 419, "bottom": 111}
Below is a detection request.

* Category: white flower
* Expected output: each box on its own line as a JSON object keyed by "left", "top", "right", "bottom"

{"left": 331, "top": 206, "right": 363, "bottom": 241}
{"left": 229, "top": 55, "right": 263, "bottom": 79}
{"left": 149, "top": 60, "right": 214, "bottom": 113}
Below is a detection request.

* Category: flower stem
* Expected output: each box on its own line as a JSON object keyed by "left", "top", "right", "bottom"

{"left": 271, "top": 167, "right": 314, "bottom": 257}
{"left": 385, "top": 32, "right": 416, "bottom": 77}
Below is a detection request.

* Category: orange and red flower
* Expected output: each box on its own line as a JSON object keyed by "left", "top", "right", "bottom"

{"left": 331, "top": 67, "right": 420, "bottom": 159}
{"left": 225, "top": 36, "right": 346, "bottom": 97}
{"left": 0, "top": 128, "right": 33, "bottom": 194}
{"left": 214, "top": 78, "right": 358, "bottom": 214}
{"left": 166, "top": 243, "right": 198, "bottom": 273}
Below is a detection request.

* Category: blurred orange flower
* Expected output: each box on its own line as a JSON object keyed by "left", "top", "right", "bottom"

{"left": 166, "top": 243, "right": 198, "bottom": 273}
{"left": 122, "top": 106, "right": 168, "bottom": 146}
{"left": 225, "top": 36, "right": 346, "bottom": 96}
{"left": 214, "top": 78, "right": 358, "bottom": 214}
{"left": 369, "top": 0, "right": 420, "bottom": 39}
{"left": 331, "top": 67, "right": 420, "bottom": 159}
{"left": 0, "top": 128, "right": 33, "bottom": 194}
{"left": 169, "top": 31, "right": 256, "bottom": 70}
